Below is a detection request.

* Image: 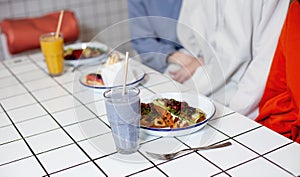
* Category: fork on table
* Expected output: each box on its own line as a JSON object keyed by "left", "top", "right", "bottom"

{"left": 146, "top": 141, "right": 232, "bottom": 160}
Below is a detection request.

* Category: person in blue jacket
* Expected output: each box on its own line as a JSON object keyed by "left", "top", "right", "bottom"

{"left": 128, "top": 0, "right": 202, "bottom": 77}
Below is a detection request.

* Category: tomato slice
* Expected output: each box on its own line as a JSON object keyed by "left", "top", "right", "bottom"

{"left": 72, "top": 49, "right": 83, "bottom": 59}
{"left": 86, "top": 73, "right": 104, "bottom": 85}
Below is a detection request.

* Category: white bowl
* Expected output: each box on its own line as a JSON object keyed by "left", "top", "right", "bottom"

{"left": 140, "top": 92, "right": 216, "bottom": 137}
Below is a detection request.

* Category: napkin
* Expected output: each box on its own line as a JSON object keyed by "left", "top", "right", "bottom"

{"left": 101, "top": 61, "right": 136, "bottom": 86}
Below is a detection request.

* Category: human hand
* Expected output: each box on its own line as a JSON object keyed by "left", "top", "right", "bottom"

{"left": 167, "top": 52, "right": 203, "bottom": 83}
{"left": 167, "top": 51, "right": 200, "bottom": 68}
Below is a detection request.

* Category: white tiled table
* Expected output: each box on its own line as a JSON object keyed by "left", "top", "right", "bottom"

{"left": 0, "top": 53, "right": 299, "bottom": 177}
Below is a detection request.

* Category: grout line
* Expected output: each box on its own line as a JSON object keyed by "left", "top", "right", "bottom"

{"left": 3, "top": 62, "right": 109, "bottom": 176}
{"left": 0, "top": 104, "right": 50, "bottom": 175}
{"left": 261, "top": 142, "right": 296, "bottom": 177}
{"left": 223, "top": 156, "right": 261, "bottom": 173}
{"left": 127, "top": 166, "right": 168, "bottom": 177}
{"left": 134, "top": 150, "right": 169, "bottom": 177}
{"left": 217, "top": 133, "right": 295, "bottom": 176}
{"left": 46, "top": 160, "right": 91, "bottom": 176}
{"left": 0, "top": 155, "right": 33, "bottom": 167}
{"left": 177, "top": 136, "right": 233, "bottom": 175}
{"left": 1, "top": 56, "right": 297, "bottom": 176}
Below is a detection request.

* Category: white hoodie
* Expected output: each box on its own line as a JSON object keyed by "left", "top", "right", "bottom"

{"left": 177, "top": 0, "right": 289, "bottom": 119}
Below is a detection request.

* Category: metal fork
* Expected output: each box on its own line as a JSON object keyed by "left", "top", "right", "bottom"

{"left": 146, "top": 141, "right": 232, "bottom": 160}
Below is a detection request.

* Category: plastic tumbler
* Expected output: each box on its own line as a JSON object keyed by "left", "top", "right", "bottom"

{"left": 103, "top": 87, "right": 141, "bottom": 154}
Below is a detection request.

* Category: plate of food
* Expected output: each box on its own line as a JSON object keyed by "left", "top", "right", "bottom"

{"left": 79, "top": 53, "right": 146, "bottom": 89}
{"left": 64, "top": 42, "right": 108, "bottom": 66}
{"left": 140, "top": 92, "right": 216, "bottom": 137}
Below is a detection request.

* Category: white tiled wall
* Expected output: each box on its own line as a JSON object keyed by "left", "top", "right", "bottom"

{"left": 0, "top": 0, "right": 132, "bottom": 60}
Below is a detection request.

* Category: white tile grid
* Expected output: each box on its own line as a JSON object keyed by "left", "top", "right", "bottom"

{"left": 139, "top": 137, "right": 190, "bottom": 165}
{"left": 15, "top": 115, "right": 59, "bottom": 138}
{"left": 53, "top": 70, "right": 81, "bottom": 85}
{"left": 0, "top": 67, "right": 11, "bottom": 79}
{"left": 0, "top": 3, "right": 10, "bottom": 19}
{"left": 25, "top": 128, "right": 73, "bottom": 154}
{"left": 212, "top": 100, "right": 235, "bottom": 119}
{"left": 73, "top": 89, "right": 104, "bottom": 104}
{"left": 39, "top": 0, "right": 54, "bottom": 13}
{"left": 0, "top": 112, "right": 11, "bottom": 128}
{"left": 50, "top": 162, "right": 106, "bottom": 177}
{"left": 0, "top": 62, "right": 4, "bottom": 69}
{"left": 15, "top": 69, "right": 48, "bottom": 83}
{"left": 95, "top": 152, "right": 153, "bottom": 177}
{"left": 2, "top": 56, "right": 31, "bottom": 67}
{"left": 0, "top": 105, "right": 4, "bottom": 113}
{"left": 234, "top": 126, "right": 292, "bottom": 155}
{"left": 78, "top": 132, "right": 117, "bottom": 159}
{"left": 212, "top": 173, "right": 231, "bottom": 177}
{"left": 85, "top": 99, "right": 107, "bottom": 118}
{"left": 94, "top": 1, "right": 108, "bottom": 16}
{"left": 96, "top": 115, "right": 110, "bottom": 128}
{"left": 265, "top": 142, "right": 300, "bottom": 176}
{"left": 0, "top": 139, "right": 32, "bottom": 166}
{"left": 198, "top": 140, "right": 258, "bottom": 170}
{"left": 158, "top": 153, "right": 221, "bottom": 177}
{"left": 176, "top": 125, "right": 229, "bottom": 148}
{"left": 52, "top": 105, "right": 97, "bottom": 127}
{"left": 207, "top": 111, "right": 297, "bottom": 176}
{"left": 29, "top": 53, "right": 45, "bottom": 63}
{"left": 23, "top": 77, "right": 59, "bottom": 92}
{"left": 61, "top": 80, "right": 90, "bottom": 94}
{"left": 40, "top": 94, "right": 82, "bottom": 114}
{"left": 7, "top": 103, "right": 48, "bottom": 123}
{"left": 146, "top": 80, "right": 191, "bottom": 94}
{"left": 208, "top": 112, "right": 261, "bottom": 137}
{"left": 54, "top": 0, "right": 70, "bottom": 10}
{"left": 0, "top": 60, "right": 299, "bottom": 176}
{"left": 8, "top": 62, "right": 39, "bottom": 75}
{"left": 30, "top": 59, "right": 48, "bottom": 73}
{"left": 0, "top": 156, "right": 46, "bottom": 177}
{"left": 37, "top": 144, "right": 91, "bottom": 174}
{"left": 31, "top": 85, "right": 69, "bottom": 102}
{"left": 1, "top": 92, "right": 37, "bottom": 111}
{"left": 25, "top": 0, "right": 39, "bottom": 12}
{"left": 11, "top": 1, "right": 26, "bottom": 16}
{"left": 129, "top": 167, "right": 166, "bottom": 177}
{"left": 227, "top": 157, "right": 294, "bottom": 177}
{"left": 63, "top": 118, "right": 110, "bottom": 142}
{"left": 0, "top": 124, "right": 22, "bottom": 145}
{"left": 0, "top": 83, "right": 28, "bottom": 100}
{"left": 82, "top": 4, "right": 94, "bottom": 18}
{"left": 0, "top": 75, "right": 19, "bottom": 89}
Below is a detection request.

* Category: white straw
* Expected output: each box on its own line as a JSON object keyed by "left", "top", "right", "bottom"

{"left": 55, "top": 10, "right": 64, "bottom": 38}
{"left": 122, "top": 52, "right": 129, "bottom": 95}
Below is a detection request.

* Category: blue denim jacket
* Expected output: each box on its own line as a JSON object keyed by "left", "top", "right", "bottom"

{"left": 128, "top": 0, "right": 182, "bottom": 72}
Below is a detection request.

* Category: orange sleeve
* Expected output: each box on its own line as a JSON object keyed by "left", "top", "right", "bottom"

{"left": 256, "top": 1, "right": 300, "bottom": 143}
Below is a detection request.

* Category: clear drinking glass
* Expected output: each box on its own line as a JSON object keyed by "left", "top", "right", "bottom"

{"left": 103, "top": 87, "right": 141, "bottom": 154}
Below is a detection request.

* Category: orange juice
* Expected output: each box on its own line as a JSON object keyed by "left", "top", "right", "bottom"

{"left": 40, "top": 33, "right": 64, "bottom": 76}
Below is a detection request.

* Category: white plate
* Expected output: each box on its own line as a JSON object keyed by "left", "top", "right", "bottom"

{"left": 140, "top": 92, "right": 216, "bottom": 137}
{"left": 64, "top": 42, "right": 108, "bottom": 66}
{"left": 79, "top": 66, "right": 146, "bottom": 89}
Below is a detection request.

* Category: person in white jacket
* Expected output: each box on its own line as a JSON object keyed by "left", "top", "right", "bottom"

{"left": 170, "top": 0, "right": 289, "bottom": 119}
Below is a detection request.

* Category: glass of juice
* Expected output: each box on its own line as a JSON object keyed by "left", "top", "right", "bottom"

{"left": 103, "top": 87, "right": 141, "bottom": 154}
{"left": 40, "top": 32, "right": 64, "bottom": 76}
